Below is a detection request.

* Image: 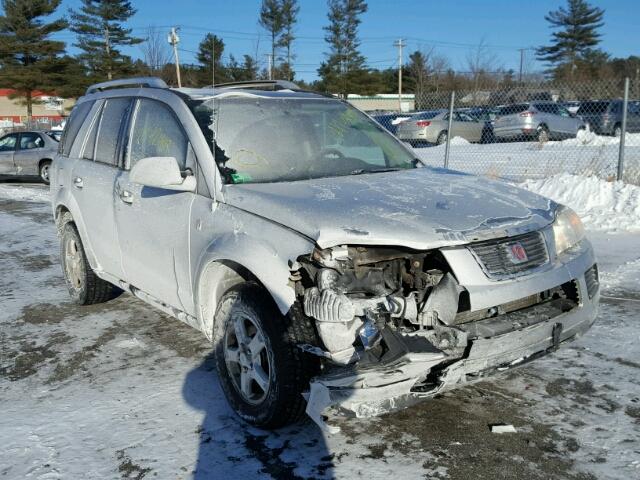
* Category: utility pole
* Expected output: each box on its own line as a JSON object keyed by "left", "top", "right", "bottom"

{"left": 518, "top": 48, "right": 525, "bottom": 84}
{"left": 168, "top": 27, "right": 182, "bottom": 88}
{"left": 394, "top": 39, "right": 405, "bottom": 112}
{"left": 265, "top": 53, "right": 273, "bottom": 80}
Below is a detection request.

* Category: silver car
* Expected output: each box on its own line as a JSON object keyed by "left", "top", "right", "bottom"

{"left": 0, "top": 130, "right": 59, "bottom": 184}
{"left": 493, "top": 102, "right": 585, "bottom": 142}
{"left": 396, "top": 109, "right": 484, "bottom": 146}
{"left": 51, "top": 77, "right": 599, "bottom": 431}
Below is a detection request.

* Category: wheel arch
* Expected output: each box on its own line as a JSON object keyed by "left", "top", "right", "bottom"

{"left": 52, "top": 194, "right": 99, "bottom": 269}
{"left": 193, "top": 232, "right": 313, "bottom": 341}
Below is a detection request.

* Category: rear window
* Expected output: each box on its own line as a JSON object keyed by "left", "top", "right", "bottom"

{"left": 534, "top": 103, "right": 560, "bottom": 115}
{"left": 577, "top": 102, "right": 608, "bottom": 115}
{"left": 415, "top": 111, "right": 441, "bottom": 120}
{"left": 497, "top": 104, "right": 529, "bottom": 116}
{"left": 60, "top": 100, "right": 94, "bottom": 156}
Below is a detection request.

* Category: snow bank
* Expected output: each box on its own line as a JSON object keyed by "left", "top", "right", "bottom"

{"left": 0, "top": 184, "right": 50, "bottom": 203}
{"left": 521, "top": 174, "right": 640, "bottom": 232}
{"left": 559, "top": 130, "right": 640, "bottom": 147}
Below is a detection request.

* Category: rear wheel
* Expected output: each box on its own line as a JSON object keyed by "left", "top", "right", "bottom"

{"left": 39, "top": 160, "right": 51, "bottom": 185}
{"left": 613, "top": 124, "right": 622, "bottom": 137}
{"left": 213, "top": 283, "right": 320, "bottom": 429}
{"left": 60, "top": 222, "right": 120, "bottom": 305}
{"left": 536, "top": 125, "right": 550, "bottom": 143}
{"left": 436, "top": 130, "right": 448, "bottom": 145}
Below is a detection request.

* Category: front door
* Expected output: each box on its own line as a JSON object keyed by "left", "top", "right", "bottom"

{"left": 0, "top": 133, "right": 18, "bottom": 174}
{"left": 114, "top": 97, "right": 196, "bottom": 313}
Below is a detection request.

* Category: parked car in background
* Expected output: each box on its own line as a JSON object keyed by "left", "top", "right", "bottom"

{"left": 372, "top": 112, "right": 414, "bottom": 135}
{"left": 577, "top": 99, "right": 640, "bottom": 136}
{"left": 0, "top": 130, "right": 59, "bottom": 184}
{"left": 493, "top": 102, "right": 585, "bottom": 142}
{"left": 396, "top": 109, "right": 484, "bottom": 146}
{"left": 560, "top": 101, "right": 581, "bottom": 115}
{"left": 467, "top": 106, "right": 501, "bottom": 143}
{"left": 46, "top": 130, "right": 63, "bottom": 142}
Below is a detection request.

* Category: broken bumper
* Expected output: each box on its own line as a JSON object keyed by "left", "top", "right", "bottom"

{"left": 306, "top": 258, "right": 599, "bottom": 430}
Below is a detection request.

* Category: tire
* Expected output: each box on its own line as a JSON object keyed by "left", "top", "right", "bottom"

{"left": 39, "top": 160, "right": 51, "bottom": 185}
{"left": 481, "top": 127, "right": 494, "bottom": 144}
{"left": 213, "top": 283, "right": 321, "bottom": 429}
{"left": 536, "top": 125, "right": 550, "bottom": 143}
{"left": 60, "top": 222, "right": 120, "bottom": 305}
{"left": 436, "top": 130, "right": 448, "bottom": 145}
{"left": 613, "top": 124, "right": 622, "bottom": 137}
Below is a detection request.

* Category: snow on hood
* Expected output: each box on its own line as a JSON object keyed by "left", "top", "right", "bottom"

{"left": 223, "top": 167, "right": 557, "bottom": 249}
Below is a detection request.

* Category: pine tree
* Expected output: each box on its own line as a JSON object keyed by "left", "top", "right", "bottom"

{"left": 259, "top": 0, "right": 283, "bottom": 77}
{"left": 276, "top": 0, "right": 299, "bottom": 80}
{"left": 319, "top": 0, "right": 370, "bottom": 96}
{"left": 70, "top": 0, "right": 142, "bottom": 81}
{"left": 196, "top": 33, "right": 228, "bottom": 85}
{"left": 536, "top": 0, "right": 605, "bottom": 79}
{"left": 0, "top": 0, "right": 69, "bottom": 122}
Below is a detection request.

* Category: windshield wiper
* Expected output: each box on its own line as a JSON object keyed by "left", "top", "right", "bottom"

{"left": 350, "top": 167, "right": 406, "bottom": 176}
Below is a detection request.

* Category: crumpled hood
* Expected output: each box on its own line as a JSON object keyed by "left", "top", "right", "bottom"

{"left": 223, "top": 168, "right": 557, "bottom": 250}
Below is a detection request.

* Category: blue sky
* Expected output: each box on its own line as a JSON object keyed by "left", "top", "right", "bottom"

{"left": 54, "top": 0, "right": 638, "bottom": 82}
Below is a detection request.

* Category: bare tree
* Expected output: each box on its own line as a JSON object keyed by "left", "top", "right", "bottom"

{"left": 430, "top": 53, "right": 450, "bottom": 93}
{"left": 141, "top": 26, "right": 172, "bottom": 75}
{"left": 466, "top": 38, "right": 500, "bottom": 101}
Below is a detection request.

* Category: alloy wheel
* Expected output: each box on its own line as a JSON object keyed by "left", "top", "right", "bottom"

{"left": 224, "top": 313, "right": 271, "bottom": 404}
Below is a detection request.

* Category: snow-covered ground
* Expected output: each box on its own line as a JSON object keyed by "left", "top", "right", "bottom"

{"left": 1, "top": 182, "right": 639, "bottom": 480}
{"left": 414, "top": 131, "right": 640, "bottom": 185}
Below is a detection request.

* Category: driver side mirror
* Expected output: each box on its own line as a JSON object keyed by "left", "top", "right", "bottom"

{"left": 129, "top": 156, "right": 196, "bottom": 192}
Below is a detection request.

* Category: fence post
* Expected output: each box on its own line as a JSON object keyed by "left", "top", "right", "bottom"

{"left": 617, "top": 77, "right": 630, "bottom": 181}
{"left": 444, "top": 90, "right": 455, "bottom": 169}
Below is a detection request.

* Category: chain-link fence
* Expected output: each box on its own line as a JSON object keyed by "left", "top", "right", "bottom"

{"left": 370, "top": 78, "right": 640, "bottom": 185}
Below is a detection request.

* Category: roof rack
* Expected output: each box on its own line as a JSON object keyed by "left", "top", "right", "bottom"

{"left": 86, "top": 77, "right": 168, "bottom": 95}
{"left": 210, "top": 79, "right": 300, "bottom": 91}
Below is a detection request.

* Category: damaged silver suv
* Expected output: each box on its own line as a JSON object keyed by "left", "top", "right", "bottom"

{"left": 51, "top": 78, "right": 599, "bottom": 431}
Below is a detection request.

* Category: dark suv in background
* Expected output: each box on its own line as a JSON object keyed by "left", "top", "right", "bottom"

{"left": 577, "top": 99, "right": 640, "bottom": 136}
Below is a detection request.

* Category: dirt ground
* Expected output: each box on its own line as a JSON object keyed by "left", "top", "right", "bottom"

{"left": 1, "top": 183, "right": 638, "bottom": 479}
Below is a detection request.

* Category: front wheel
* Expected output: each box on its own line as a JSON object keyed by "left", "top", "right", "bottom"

{"left": 39, "top": 160, "right": 51, "bottom": 185}
{"left": 213, "top": 283, "right": 320, "bottom": 429}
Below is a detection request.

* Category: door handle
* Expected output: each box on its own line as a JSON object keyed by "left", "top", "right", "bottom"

{"left": 119, "top": 189, "right": 133, "bottom": 204}
{"left": 73, "top": 177, "right": 83, "bottom": 188}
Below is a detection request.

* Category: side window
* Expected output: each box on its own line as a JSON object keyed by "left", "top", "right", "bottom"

{"left": 82, "top": 103, "right": 103, "bottom": 161}
{"left": 19, "top": 133, "right": 44, "bottom": 150}
{"left": 128, "top": 99, "right": 188, "bottom": 169}
{"left": 61, "top": 100, "right": 94, "bottom": 156}
{"left": 0, "top": 134, "right": 18, "bottom": 152}
{"left": 94, "top": 98, "right": 131, "bottom": 166}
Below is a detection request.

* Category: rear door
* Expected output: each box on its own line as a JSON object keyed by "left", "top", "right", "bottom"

{"left": 70, "top": 97, "right": 132, "bottom": 282}
{"left": 0, "top": 133, "right": 18, "bottom": 174}
{"left": 114, "top": 97, "right": 196, "bottom": 312}
{"left": 455, "top": 112, "right": 483, "bottom": 142}
{"left": 14, "top": 132, "right": 46, "bottom": 176}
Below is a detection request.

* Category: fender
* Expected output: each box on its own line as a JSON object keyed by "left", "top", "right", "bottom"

{"left": 193, "top": 222, "right": 314, "bottom": 341}
{"left": 52, "top": 185, "right": 100, "bottom": 270}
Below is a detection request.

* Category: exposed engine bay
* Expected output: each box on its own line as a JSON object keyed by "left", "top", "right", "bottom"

{"left": 292, "top": 244, "right": 581, "bottom": 367}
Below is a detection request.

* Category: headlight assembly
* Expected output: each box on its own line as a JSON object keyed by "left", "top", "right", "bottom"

{"left": 553, "top": 206, "right": 585, "bottom": 256}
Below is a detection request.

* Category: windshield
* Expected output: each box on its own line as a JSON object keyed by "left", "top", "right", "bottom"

{"left": 191, "top": 96, "right": 418, "bottom": 184}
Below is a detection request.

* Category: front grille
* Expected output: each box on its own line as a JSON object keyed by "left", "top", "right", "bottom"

{"left": 469, "top": 231, "right": 549, "bottom": 279}
{"left": 585, "top": 264, "right": 599, "bottom": 298}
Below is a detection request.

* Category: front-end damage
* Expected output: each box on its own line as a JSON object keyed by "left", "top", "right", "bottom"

{"left": 290, "top": 236, "right": 599, "bottom": 433}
